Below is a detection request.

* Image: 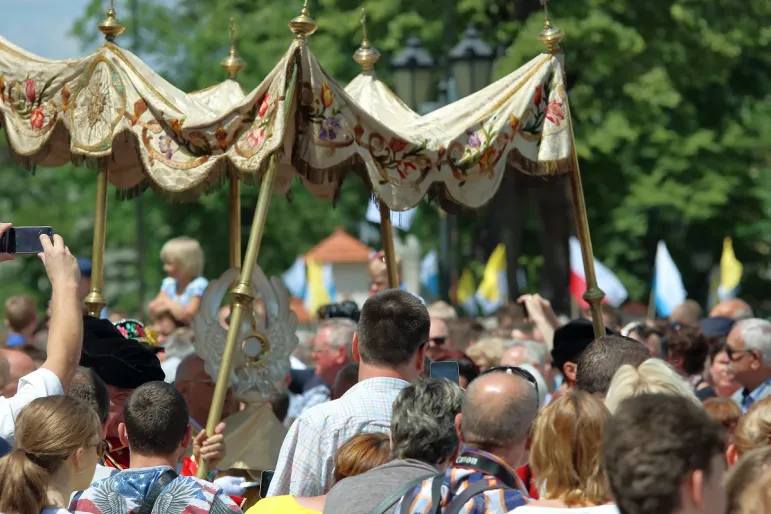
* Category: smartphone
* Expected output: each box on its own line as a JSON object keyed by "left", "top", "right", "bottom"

{"left": 259, "top": 470, "right": 274, "bottom": 499}
{"left": 0, "top": 226, "right": 53, "bottom": 255}
{"left": 430, "top": 360, "right": 460, "bottom": 385}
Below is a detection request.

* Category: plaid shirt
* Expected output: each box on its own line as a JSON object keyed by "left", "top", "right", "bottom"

{"left": 735, "top": 376, "right": 771, "bottom": 412}
{"left": 396, "top": 448, "right": 528, "bottom": 514}
{"left": 267, "top": 376, "right": 409, "bottom": 497}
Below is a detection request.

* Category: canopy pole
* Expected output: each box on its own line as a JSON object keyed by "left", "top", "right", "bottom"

{"left": 85, "top": 160, "right": 109, "bottom": 317}
{"left": 196, "top": 155, "right": 277, "bottom": 479}
{"left": 537, "top": 0, "right": 605, "bottom": 338}
{"left": 228, "top": 178, "right": 241, "bottom": 269}
{"left": 379, "top": 201, "right": 399, "bottom": 289}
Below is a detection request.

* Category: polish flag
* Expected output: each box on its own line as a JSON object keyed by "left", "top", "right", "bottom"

{"left": 569, "top": 237, "right": 628, "bottom": 308}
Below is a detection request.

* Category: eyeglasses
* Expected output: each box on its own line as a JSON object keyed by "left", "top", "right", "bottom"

{"left": 726, "top": 346, "right": 753, "bottom": 362}
{"left": 480, "top": 365, "right": 540, "bottom": 407}
{"left": 90, "top": 440, "right": 108, "bottom": 460}
{"left": 429, "top": 337, "right": 447, "bottom": 346}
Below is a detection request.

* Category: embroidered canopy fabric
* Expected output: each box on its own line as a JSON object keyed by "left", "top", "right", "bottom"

{"left": 0, "top": 35, "right": 574, "bottom": 209}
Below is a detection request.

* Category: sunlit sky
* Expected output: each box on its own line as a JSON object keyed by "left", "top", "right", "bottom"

{"left": 1, "top": 0, "right": 100, "bottom": 59}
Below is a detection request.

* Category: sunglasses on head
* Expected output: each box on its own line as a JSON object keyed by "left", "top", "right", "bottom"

{"left": 480, "top": 365, "right": 540, "bottom": 407}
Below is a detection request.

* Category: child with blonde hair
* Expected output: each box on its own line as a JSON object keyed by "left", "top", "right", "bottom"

{"left": 148, "top": 236, "right": 208, "bottom": 325}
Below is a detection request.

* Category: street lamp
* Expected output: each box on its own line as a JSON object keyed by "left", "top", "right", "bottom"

{"left": 390, "top": 35, "right": 436, "bottom": 110}
{"left": 449, "top": 25, "right": 495, "bottom": 99}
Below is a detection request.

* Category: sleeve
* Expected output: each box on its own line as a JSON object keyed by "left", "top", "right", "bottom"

{"left": 267, "top": 417, "right": 325, "bottom": 498}
{"left": 161, "top": 277, "right": 175, "bottom": 296}
{"left": 0, "top": 368, "right": 63, "bottom": 443}
{"left": 188, "top": 277, "right": 209, "bottom": 298}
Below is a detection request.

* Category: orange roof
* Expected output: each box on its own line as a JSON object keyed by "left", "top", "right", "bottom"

{"left": 290, "top": 296, "right": 311, "bottom": 324}
{"left": 304, "top": 227, "right": 371, "bottom": 263}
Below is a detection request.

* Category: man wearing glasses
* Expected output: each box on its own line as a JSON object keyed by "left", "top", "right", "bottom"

{"left": 726, "top": 319, "right": 771, "bottom": 412}
{"left": 427, "top": 317, "right": 454, "bottom": 361}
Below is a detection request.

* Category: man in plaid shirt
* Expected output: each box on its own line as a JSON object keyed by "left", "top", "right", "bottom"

{"left": 268, "top": 289, "right": 431, "bottom": 497}
{"left": 397, "top": 368, "right": 538, "bottom": 513}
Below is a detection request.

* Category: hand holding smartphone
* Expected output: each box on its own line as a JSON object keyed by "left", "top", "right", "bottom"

{"left": 429, "top": 360, "right": 460, "bottom": 385}
{"left": 0, "top": 226, "right": 54, "bottom": 255}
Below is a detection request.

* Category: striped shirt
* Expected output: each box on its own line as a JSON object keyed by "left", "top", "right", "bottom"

{"left": 267, "top": 376, "right": 409, "bottom": 497}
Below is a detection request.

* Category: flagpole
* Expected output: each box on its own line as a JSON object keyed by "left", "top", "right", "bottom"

{"left": 538, "top": 5, "right": 605, "bottom": 338}
{"left": 379, "top": 200, "right": 400, "bottom": 289}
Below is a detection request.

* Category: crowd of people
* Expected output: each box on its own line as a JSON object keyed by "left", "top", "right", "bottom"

{"left": 1, "top": 221, "right": 771, "bottom": 514}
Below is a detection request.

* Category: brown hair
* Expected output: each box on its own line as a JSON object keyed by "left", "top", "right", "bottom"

{"left": 703, "top": 397, "right": 742, "bottom": 436}
{"left": 531, "top": 391, "right": 612, "bottom": 506}
{"left": 735, "top": 465, "right": 771, "bottom": 514}
{"left": 333, "top": 432, "right": 391, "bottom": 483}
{"left": 725, "top": 446, "right": 771, "bottom": 514}
{"left": 0, "top": 396, "right": 100, "bottom": 514}
{"left": 667, "top": 326, "right": 710, "bottom": 376}
{"left": 3, "top": 296, "right": 37, "bottom": 333}
{"left": 734, "top": 397, "right": 771, "bottom": 458}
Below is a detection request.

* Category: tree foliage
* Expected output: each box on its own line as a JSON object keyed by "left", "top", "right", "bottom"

{"left": 1, "top": 0, "right": 769, "bottom": 316}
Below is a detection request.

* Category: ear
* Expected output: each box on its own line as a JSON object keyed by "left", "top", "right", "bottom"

{"left": 417, "top": 344, "right": 428, "bottom": 373}
{"left": 352, "top": 333, "right": 361, "bottom": 363}
{"left": 563, "top": 362, "right": 577, "bottom": 383}
{"left": 751, "top": 351, "right": 762, "bottom": 370}
{"left": 455, "top": 413, "right": 463, "bottom": 440}
{"left": 181, "top": 424, "right": 194, "bottom": 450}
{"left": 388, "top": 431, "right": 394, "bottom": 452}
{"left": 687, "top": 469, "right": 705, "bottom": 508}
{"left": 726, "top": 444, "right": 739, "bottom": 467}
{"left": 336, "top": 345, "right": 347, "bottom": 365}
{"left": 69, "top": 447, "right": 86, "bottom": 472}
{"left": 118, "top": 423, "right": 130, "bottom": 448}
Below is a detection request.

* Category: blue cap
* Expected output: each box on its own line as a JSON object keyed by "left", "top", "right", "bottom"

{"left": 77, "top": 258, "right": 92, "bottom": 278}
{"left": 699, "top": 317, "right": 735, "bottom": 339}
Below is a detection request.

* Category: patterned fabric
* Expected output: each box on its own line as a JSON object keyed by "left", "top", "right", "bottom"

{"left": 396, "top": 449, "right": 528, "bottom": 514}
{"left": 70, "top": 466, "right": 242, "bottom": 514}
{"left": 734, "top": 376, "right": 771, "bottom": 412}
{"left": 161, "top": 276, "right": 209, "bottom": 306}
{"left": 286, "top": 384, "right": 331, "bottom": 422}
{"left": 267, "top": 377, "right": 409, "bottom": 497}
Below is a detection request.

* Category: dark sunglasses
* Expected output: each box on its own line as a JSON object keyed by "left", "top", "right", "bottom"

{"left": 726, "top": 346, "right": 754, "bottom": 362}
{"left": 480, "top": 365, "right": 540, "bottom": 407}
{"left": 430, "top": 337, "right": 447, "bottom": 345}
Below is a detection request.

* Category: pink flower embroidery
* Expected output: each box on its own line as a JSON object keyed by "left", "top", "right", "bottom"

{"left": 247, "top": 129, "right": 265, "bottom": 148}
{"left": 545, "top": 100, "right": 565, "bottom": 126}
{"left": 25, "top": 79, "right": 36, "bottom": 103}
{"left": 396, "top": 159, "right": 417, "bottom": 179}
{"left": 117, "top": 326, "right": 129, "bottom": 338}
{"left": 29, "top": 106, "right": 45, "bottom": 130}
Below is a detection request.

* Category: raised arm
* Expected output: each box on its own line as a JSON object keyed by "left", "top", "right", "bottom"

{"left": 39, "top": 233, "right": 83, "bottom": 391}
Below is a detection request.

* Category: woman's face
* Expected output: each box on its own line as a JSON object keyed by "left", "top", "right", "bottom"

{"left": 711, "top": 350, "right": 738, "bottom": 390}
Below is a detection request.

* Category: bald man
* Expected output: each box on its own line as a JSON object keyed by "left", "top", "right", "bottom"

{"left": 670, "top": 300, "right": 703, "bottom": 327}
{"left": 400, "top": 370, "right": 538, "bottom": 512}
{"left": 710, "top": 299, "right": 754, "bottom": 321}
{"left": 0, "top": 349, "right": 37, "bottom": 397}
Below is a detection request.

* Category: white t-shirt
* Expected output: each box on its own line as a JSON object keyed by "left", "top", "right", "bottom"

{"left": 0, "top": 368, "right": 63, "bottom": 445}
{"left": 511, "top": 505, "right": 620, "bottom": 514}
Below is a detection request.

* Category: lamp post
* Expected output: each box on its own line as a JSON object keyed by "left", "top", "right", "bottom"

{"left": 390, "top": 35, "right": 436, "bottom": 111}
{"left": 391, "top": 26, "right": 495, "bottom": 303}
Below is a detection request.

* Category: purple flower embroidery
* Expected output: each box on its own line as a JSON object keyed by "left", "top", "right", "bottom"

{"left": 467, "top": 130, "right": 482, "bottom": 148}
{"left": 158, "top": 135, "right": 175, "bottom": 159}
{"left": 320, "top": 117, "right": 340, "bottom": 141}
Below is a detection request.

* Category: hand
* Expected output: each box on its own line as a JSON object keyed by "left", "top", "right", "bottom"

{"left": 0, "top": 223, "right": 14, "bottom": 263}
{"left": 38, "top": 233, "right": 80, "bottom": 288}
{"left": 194, "top": 422, "right": 227, "bottom": 470}
{"left": 517, "top": 294, "right": 559, "bottom": 326}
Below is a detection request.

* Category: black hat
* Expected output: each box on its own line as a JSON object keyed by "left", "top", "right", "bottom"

{"left": 80, "top": 316, "right": 165, "bottom": 389}
{"left": 551, "top": 318, "right": 612, "bottom": 373}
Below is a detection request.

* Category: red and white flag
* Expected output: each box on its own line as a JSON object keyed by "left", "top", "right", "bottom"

{"left": 569, "top": 237, "right": 628, "bottom": 308}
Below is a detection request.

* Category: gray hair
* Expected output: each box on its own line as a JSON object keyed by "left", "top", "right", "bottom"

{"left": 391, "top": 378, "right": 463, "bottom": 466}
{"left": 321, "top": 318, "right": 357, "bottom": 361}
{"left": 518, "top": 363, "right": 548, "bottom": 407}
{"left": 736, "top": 319, "right": 771, "bottom": 365}
{"left": 507, "top": 340, "right": 547, "bottom": 370}
{"left": 461, "top": 372, "right": 538, "bottom": 448}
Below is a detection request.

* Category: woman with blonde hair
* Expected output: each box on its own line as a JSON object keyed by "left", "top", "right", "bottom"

{"left": 727, "top": 396, "right": 771, "bottom": 466}
{"left": 604, "top": 358, "right": 700, "bottom": 414}
{"left": 0, "top": 395, "right": 103, "bottom": 514}
{"left": 517, "top": 391, "right": 618, "bottom": 513}
{"left": 248, "top": 432, "right": 391, "bottom": 513}
{"left": 148, "top": 236, "right": 208, "bottom": 325}
{"left": 466, "top": 337, "right": 507, "bottom": 371}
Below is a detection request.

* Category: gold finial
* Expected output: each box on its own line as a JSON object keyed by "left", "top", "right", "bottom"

{"left": 221, "top": 17, "right": 246, "bottom": 80}
{"left": 353, "top": 8, "right": 381, "bottom": 71}
{"left": 537, "top": 0, "right": 564, "bottom": 53}
{"left": 289, "top": 0, "right": 318, "bottom": 39}
{"left": 98, "top": 0, "right": 126, "bottom": 42}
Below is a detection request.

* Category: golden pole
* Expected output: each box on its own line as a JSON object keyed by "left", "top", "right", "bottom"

{"left": 197, "top": 4, "right": 310, "bottom": 477}
{"left": 379, "top": 200, "right": 399, "bottom": 289}
{"left": 537, "top": 0, "right": 605, "bottom": 338}
{"left": 228, "top": 179, "right": 242, "bottom": 269}
{"left": 84, "top": 159, "right": 109, "bottom": 317}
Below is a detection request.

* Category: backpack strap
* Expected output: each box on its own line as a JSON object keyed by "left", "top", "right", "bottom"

{"left": 137, "top": 469, "right": 178, "bottom": 514}
{"left": 443, "top": 480, "right": 511, "bottom": 514}
{"left": 369, "top": 472, "right": 438, "bottom": 514}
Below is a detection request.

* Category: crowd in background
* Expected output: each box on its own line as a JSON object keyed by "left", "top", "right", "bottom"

{"left": 2, "top": 223, "right": 771, "bottom": 514}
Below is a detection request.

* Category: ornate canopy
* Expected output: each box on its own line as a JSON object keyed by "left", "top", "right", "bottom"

{"left": 0, "top": 11, "right": 573, "bottom": 210}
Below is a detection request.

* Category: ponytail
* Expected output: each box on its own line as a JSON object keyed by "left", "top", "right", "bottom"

{"left": 0, "top": 449, "right": 50, "bottom": 514}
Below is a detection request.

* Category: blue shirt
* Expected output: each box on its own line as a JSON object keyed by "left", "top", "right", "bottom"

{"left": 736, "top": 376, "right": 771, "bottom": 412}
{"left": 161, "top": 276, "right": 209, "bottom": 306}
{"left": 5, "top": 333, "right": 26, "bottom": 347}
